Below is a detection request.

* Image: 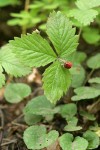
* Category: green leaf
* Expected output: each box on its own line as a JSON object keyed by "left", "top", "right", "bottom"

{"left": 87, "top": 54, "right": 100, "bottom": 69}
{"left": 72, "top": 136, "right": 88, "bottom": 150}
{"left": 4, "top": 83, "right": 31, "bottom": 103}
{"left": 83, "top": 130, "right": 99, "bottom": 149}
{"left": 9, "top": 33, "right": 57, "bottom": 67}
{"left": 10, "top": 11, "right": 31, "bottom": 18}
{"left": 67, "top": 117, "right": 78, "bottom": 126}
{"left": 70, "top": 65, "right": 85, "bottom": 88}
{"left": 82, "top": 27, "right": 100, "bottom": 45}
{"left": 64, "top": 125, "right": 82, "bottom": 132}
{"left": 64, "top": 117, "right": 82, "bottom": 132}
{"left": 67, "top": 52, "right": 87, "bottom": 64}
{"left": 23, "top": 125, "right": 59, "bottom": 149}
{"left": 59, "top": 133, "right": 88, "bottom": 150}
{"left": 43, "top": 61, "right": 71, "bottom": 103}
{"left": 80, "top": 111, "right": 96, "bottom": 121}
{"left": 76, "top": 0, "right": 100, "bottom": 10}
{"left": 8, "top": 11, "right": 42, "bottom": 28}
{"left": 59, "top": 133, "right": 73, "bottom": 150}
{"left": 23, "top": 95, "right": 58, "bottom": 115}
{"left": 24, "top": 113, "right": 42, "bottom": 125}
{"left": 0, "top": 72, "right": 5, "bottom": 89}
{"left": 69, "top": 9, "right": 98, "bottom": 26}
{"left": 68, "top": 0, "right": 100, "bottom": 26}
{"left": 46, "top": 11, "right": 78, "bottom": 57}
{"left": 0, "top": 0, "right": 19, "bottom": 7}
{"left": 72, "top": 86, "right": 100, "bottom": 101}
{"left": 29, "top": 2, "right": 44, "bottom": 9}
{"left": 89, "top": 77, "right": 100, "bottom": 84}
{"left": 59, "top": 103, "right": 77, "bottom": 119}
{"left": 0, "top": 45, "right": 30, "bottom": 77}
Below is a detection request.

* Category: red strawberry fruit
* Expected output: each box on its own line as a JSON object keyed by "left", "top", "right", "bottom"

{"left": 64, "top": 61, "right": 72, "bottom": 69}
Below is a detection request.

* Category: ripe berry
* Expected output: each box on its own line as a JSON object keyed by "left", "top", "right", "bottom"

{"left": 64, "top": 61, "right": 72, "bottom": 69}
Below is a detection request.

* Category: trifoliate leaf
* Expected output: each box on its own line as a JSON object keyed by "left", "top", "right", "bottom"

{"left": 80, "top": 111, "right": 96, "bottom": 121}
{"left": 83, "top": 130, "right": 99, "bottom": 149}
{"left": 72, "top": 86, "right": 100, "bottom": 101}
{"left": 4, "top": 83, "right": 31, "bottom": 103}
{"left": 59, "top": 133, "right": 88, "bottom": 150}
{"left": 69, "top": 9, "right": 98, "bottom": 26}
{"left": 23, "top": 95, "right": 58, "bottom": 115}
{"left": 24, "top": 113, "right": 42, "bottom": 125}
{"left": 46, "top": 11, "right": 78, "bottom": 58}
{"left": 89, "top": 77, "right": 100, "bottom": 84}
{"left": 43, "top": 61, "right": 71, "bottom": 103}
{"left": 69, "top": 0, "right": 100, "bottom": 26}
{"left": 0, "top": 46, "right": 30, "bottom": 77}
{"left": 59, "top": 103, "right": 77, "bottom": 119}
{"left": 76, "top": 0, "right": 100, "bottom": 10}
{"left": 87, "top": 54, "right": 100, "bottom": 69}
{"left": 23, "top": 125, "right": 59, "bottom": 149}
{"left": 9, "top": 33, "right": 57, "bottom": 67}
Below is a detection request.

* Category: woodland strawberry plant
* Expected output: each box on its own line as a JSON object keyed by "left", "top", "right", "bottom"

{"left": 0, "top": 0, "right": 100, "bottom": 150}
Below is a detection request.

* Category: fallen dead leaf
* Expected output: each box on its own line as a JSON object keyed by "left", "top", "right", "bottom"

{"left": 27, "top": 68, "right": 42, "bottom": 85}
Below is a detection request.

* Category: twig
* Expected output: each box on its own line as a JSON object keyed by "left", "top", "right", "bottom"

{"left": 1, "top": 139, "right": 17, "bottom": 147}
{"left": 11, "top": 122, "right": 28, "bottom": 128}
{"left": 84, "top": 69, "right": 95, "bottom": 85}
{"left": 25, "top": 0, "right": 30, "bottom": 11}
{"left": 78, "top": 26, "right": 82, "bottom": 41}
{"left": 0, "top": 109, "right": 4, "bottom": 127}
{"left": 87, "top": 98, "right": 100, "bottom": 114}
{"left": 11, "top": 114, "right": 24, "bottom": 123}
{"left": 6, "top": 75, "right": 13, "bottom": 85}
{"left": 0, "top": 108, "right": 4, "bottom": 147}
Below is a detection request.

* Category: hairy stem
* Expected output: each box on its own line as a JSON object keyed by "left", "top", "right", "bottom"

{"left": 22, "top": 0, "right": 30, "bottom": 34}
{"left": 84, "top": 69, "right": 94, "bottom": 85}
{"left": 78, "top": 26, "right": 82, "bottom": 40}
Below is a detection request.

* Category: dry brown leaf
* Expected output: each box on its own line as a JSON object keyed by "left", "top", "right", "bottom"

{"left": 0, "top": 87, "right": 5, "bottom": 101}
{"left": 27, "top": 68, "right": 42, "bottom": 84}
{"left": 46, "top": 140, "right": 61, "bottom": 150}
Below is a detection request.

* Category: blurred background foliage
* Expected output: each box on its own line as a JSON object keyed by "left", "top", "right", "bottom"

{"left": 0, "top": 0, "right": 100, "bottom": 46}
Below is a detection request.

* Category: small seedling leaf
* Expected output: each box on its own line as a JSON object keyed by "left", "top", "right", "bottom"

{"left": 24, "top": 113, "right": 42, "bottom": 125}
{"left": 59, "top": 133, "right": 88, "bottom": 150}
{"left": 88, "top": 77, "right": 100, "bottom": 84}
{"left": 23, "top": 95, "right": 57, "bottom": 115}
{"left": 72, "top": 86, "right": 100, "bottom": 101}
{"left": 4, "top": 83, "right": 31, "bottom": 103}
{"left": 87, "top": 54, "right": 100, "bottom": 69}
{"left": 23, "top": 125, "right": 59, "bottom": 149}
{"left": 59, "top": 103, "right": 77, "bottom": 119}
{"left": 83, "top": 130, "right": 99, "bottom": 149}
